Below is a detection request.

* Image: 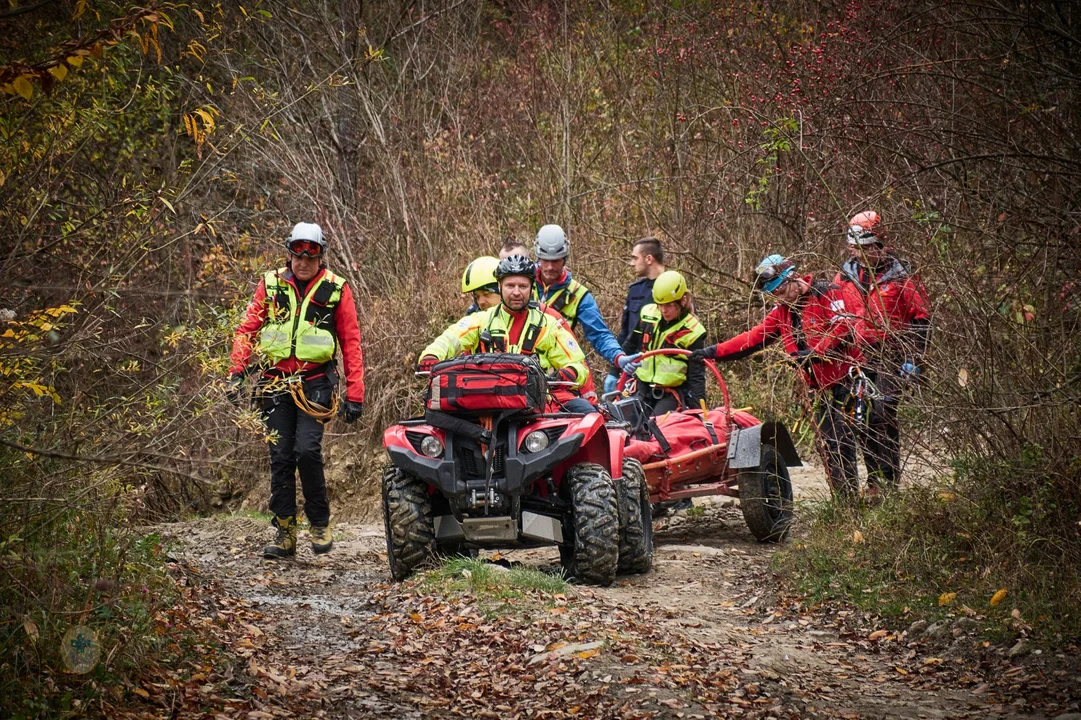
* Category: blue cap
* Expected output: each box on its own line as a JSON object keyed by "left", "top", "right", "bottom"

{"left": 755, "top": 254, "right": 796, "bottom": 293}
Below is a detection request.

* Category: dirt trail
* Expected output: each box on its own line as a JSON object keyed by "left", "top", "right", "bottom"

{"left": 163, "top": 467, "right": 1076, "bottom": 719}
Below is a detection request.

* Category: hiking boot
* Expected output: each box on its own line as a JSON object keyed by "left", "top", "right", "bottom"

{"left": 263, "top": 516, "right": 297, "bottom": 559}
{"left": 310, "top": 522, "right": 333, "bottom": 555}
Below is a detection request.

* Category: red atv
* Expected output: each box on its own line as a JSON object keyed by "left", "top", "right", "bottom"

{"left": 381, "top": 353, "right": 652, "bottom": 586}
{"left": 607, "top": 348, "right": 800, "bottom": 542}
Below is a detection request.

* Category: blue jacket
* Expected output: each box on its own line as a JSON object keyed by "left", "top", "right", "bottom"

{"left": 618, "top": 277, "right": 656, "bottom": 351}
{"left": 536, "top": 269, "right": 624, "bottom": 364}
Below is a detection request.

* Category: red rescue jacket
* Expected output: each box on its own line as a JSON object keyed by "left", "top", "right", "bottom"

{"left": 230, "top": 267, "right": 365, "bottom": 402}
{"left": 711, "top": 277, "right": 861, "bottom": 390}
{"left": 834, "top": 253, "right": 931, "bottom": 358}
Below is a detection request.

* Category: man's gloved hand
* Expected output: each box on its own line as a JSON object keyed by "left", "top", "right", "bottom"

{"left": 226, "top": 373, "right": 244, "bottom": 407}
{"left": 548, "top": 367, "right": 578, "bottom": 384}
{"left": 603, "top": 373, "right": 619, "bottom": 394}
{"left": 617, "top": 353, "right": 642, "bottom": 376}
{"left": 340, "top": 400, "right": 363, "bottom": 424}
{"left": 898, "top": 359, "right": 921, "bottom": 379}
{"left": 793, "top": 348, "right": 815, "bottom": 369}
{"left": 417, "top": 355, "right": 439, "bottom": 373}
{"left": 690, "top": 346, "right": 717, "bottom": 362}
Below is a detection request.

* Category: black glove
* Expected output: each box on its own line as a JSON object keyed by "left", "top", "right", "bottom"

{"left": 547, "top": 367, "right": 578, "bottom": 383}
{"left": 792, "top": 348, "right": 815, "bottom": 369}
{"left": 226, "top": 373, "right": 244, "bottom": 407}
{"left": 690, "top": 346, "right": 717, "bottom": 362}
{"left": 340, "top": 400, "right": 363, "bottom": 424}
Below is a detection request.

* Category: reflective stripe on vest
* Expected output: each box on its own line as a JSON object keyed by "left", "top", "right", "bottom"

{"left": 258, "top": 268, "right": 345, "bottom": 364}
{"left": 535, "top": 279, "right": 587, "bottom": 328}
{"left": 635, "top": 303, "right": 706, "bottom": 387}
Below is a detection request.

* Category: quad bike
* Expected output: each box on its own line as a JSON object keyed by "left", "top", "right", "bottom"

{"left": 381, "top": 353, "right": 652, "bottom": 586}
{"left": 604, "top": 348, "right": 801, "bottom": 542}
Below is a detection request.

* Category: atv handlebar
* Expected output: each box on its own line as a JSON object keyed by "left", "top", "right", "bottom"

{"left": 615, "top": 348, "right": 730, "bottom": 415}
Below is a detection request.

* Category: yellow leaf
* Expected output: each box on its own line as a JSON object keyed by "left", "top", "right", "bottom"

{"left": 48, "top": 64, "right": 68, "bottom": 82}
{"left": 409, "top": 613, "right": 423, "bottom": 623}
{"left": 13, "top": 76, "right": 33, "bottom": 101}
{"left": 133, "top": 687, "right": 150, "bottom": 699}
{"left": 73, "top": 0, "right": 87, "bottom": 19}
{"left": 868, "top": 629, "right": 888, "bottom": 641}
{"left": 0, "top": 169, "right": 5, "bottom": 187}
{"left": 67, "top": 55, "right": 84, "bottom": 68}
{"left": 989, "top": 588, "right": 1008, "bottom": 607}
{"left": 160, "top": 197, "right": 176, "bottom": 214}
{"left": 923, "top": 657, "right": 943, "bottom": 665}
{"left": 576, "top": 648, "right": 600, "bottom": 659}
{"left": 958, "top": 368, "right": 969, "bottom": 388}
{"left": 852, "top": 530, "right": 864, "bottom": 544}
{"left": 938, "top": 592, "right": 956, "bottom": 607}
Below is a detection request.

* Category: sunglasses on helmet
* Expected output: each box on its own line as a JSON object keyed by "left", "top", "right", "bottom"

{"left": 754, "top": 261, "right": 796, "bottom": 293}
{"left": 846, "top": 225, "right": 880, "bottom": 246}
{"left": 287, "top": 239, "right": 324, "bottom": 258}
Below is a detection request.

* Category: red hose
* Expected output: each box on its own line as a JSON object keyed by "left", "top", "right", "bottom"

{"left": 616, "top": 348, "right": 730, "bottom": 415}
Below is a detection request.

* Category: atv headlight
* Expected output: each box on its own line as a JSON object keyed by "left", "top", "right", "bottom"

{"left": 522, "top": 430, "right": 550, "bottom": 453}
{"left": 420, "top": 435, "right": 444, "bottom": 458}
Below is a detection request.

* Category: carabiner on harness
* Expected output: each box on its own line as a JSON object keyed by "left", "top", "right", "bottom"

{"left": 843, "top": 366, "right": 881, "bottom": 423}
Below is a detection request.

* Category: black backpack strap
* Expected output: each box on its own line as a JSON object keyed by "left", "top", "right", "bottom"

{"left": 648, "top": 418, "right": 673, "bottom": 455}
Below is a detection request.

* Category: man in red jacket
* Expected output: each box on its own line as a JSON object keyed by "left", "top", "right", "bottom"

{"left": 837, "top": 211, "right": 932, "bottom": 495}
{"left": 693, "top": 255, "right": 864, "bottom": 501}
{"left": 228, "top": 222, "right": 365, "bottom": 559}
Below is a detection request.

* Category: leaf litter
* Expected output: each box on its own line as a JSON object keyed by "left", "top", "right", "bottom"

{"left": 105, "top": 508, "right": 1079, "bottom": 719}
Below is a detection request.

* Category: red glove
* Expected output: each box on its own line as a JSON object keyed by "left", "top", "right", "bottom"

{"left": 417, "top": 355, "right": 439, "bottom": 373}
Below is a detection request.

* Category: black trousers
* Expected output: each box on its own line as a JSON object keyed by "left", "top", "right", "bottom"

{"left": 861, "top": 370, "right": 902, "bottom": 490}
{"left": 261, "top": 376, "right": 333, "bottom": 526}
{"left": 813, "top": 385, "right": 861, "bottom": 501}
{"left": 637, "top": 384, "right": 685, "bottom": 417}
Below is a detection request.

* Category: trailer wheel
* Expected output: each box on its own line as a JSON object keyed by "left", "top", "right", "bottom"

{"left": 617, "top": 459, "right": 653, "bottom": 574}
{"left": 381, "top": 464, "right": 435, "bottom": 580}
{"left": 738, "top": 444, "right": 794, "bottom": 542}
{"left": 559, "top": 463, "right": 619, "bottom": 586}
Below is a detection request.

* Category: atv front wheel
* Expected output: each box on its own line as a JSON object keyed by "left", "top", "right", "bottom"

{"left": 617, "top": 458, "right": 653, "bottom": 574}
{"left": 381, "top": 464, "right": 435, "bottom": 580}
{"left": 737, "top": 443, "right": 794, "bottom": 542}
{"left": 560, "top": 463, "right": 619, "bottom": 586}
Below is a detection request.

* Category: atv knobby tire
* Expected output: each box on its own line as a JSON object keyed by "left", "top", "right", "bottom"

{"left": 561, "top": 463, "right": 619, "bottom": 586}
{"left": 738, "top": 443, "right": 794, "bottom": 542}
{"left": 381, "top": 464, "right": 435, "bottom": 580}
{"left": 617, "top": 458, "right": 653, "bottom": 574}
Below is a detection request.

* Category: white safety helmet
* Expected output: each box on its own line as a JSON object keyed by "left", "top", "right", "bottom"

{"left": 534, "top": 224, "right": 570, "bottom": 260}
{"left": 286, "top": 222, "right": 326, "bottom": 248}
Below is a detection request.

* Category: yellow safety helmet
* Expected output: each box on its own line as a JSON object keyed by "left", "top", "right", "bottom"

{"left": 461, "top": 256, "right": 500, "bottom": 294}
{"left": 652, "top": 270, "right": 688, "bottom": 304}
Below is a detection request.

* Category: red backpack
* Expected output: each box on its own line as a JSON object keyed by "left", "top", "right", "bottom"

{"left": 427, "top": 354, "right": 547, "bottom": 414}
